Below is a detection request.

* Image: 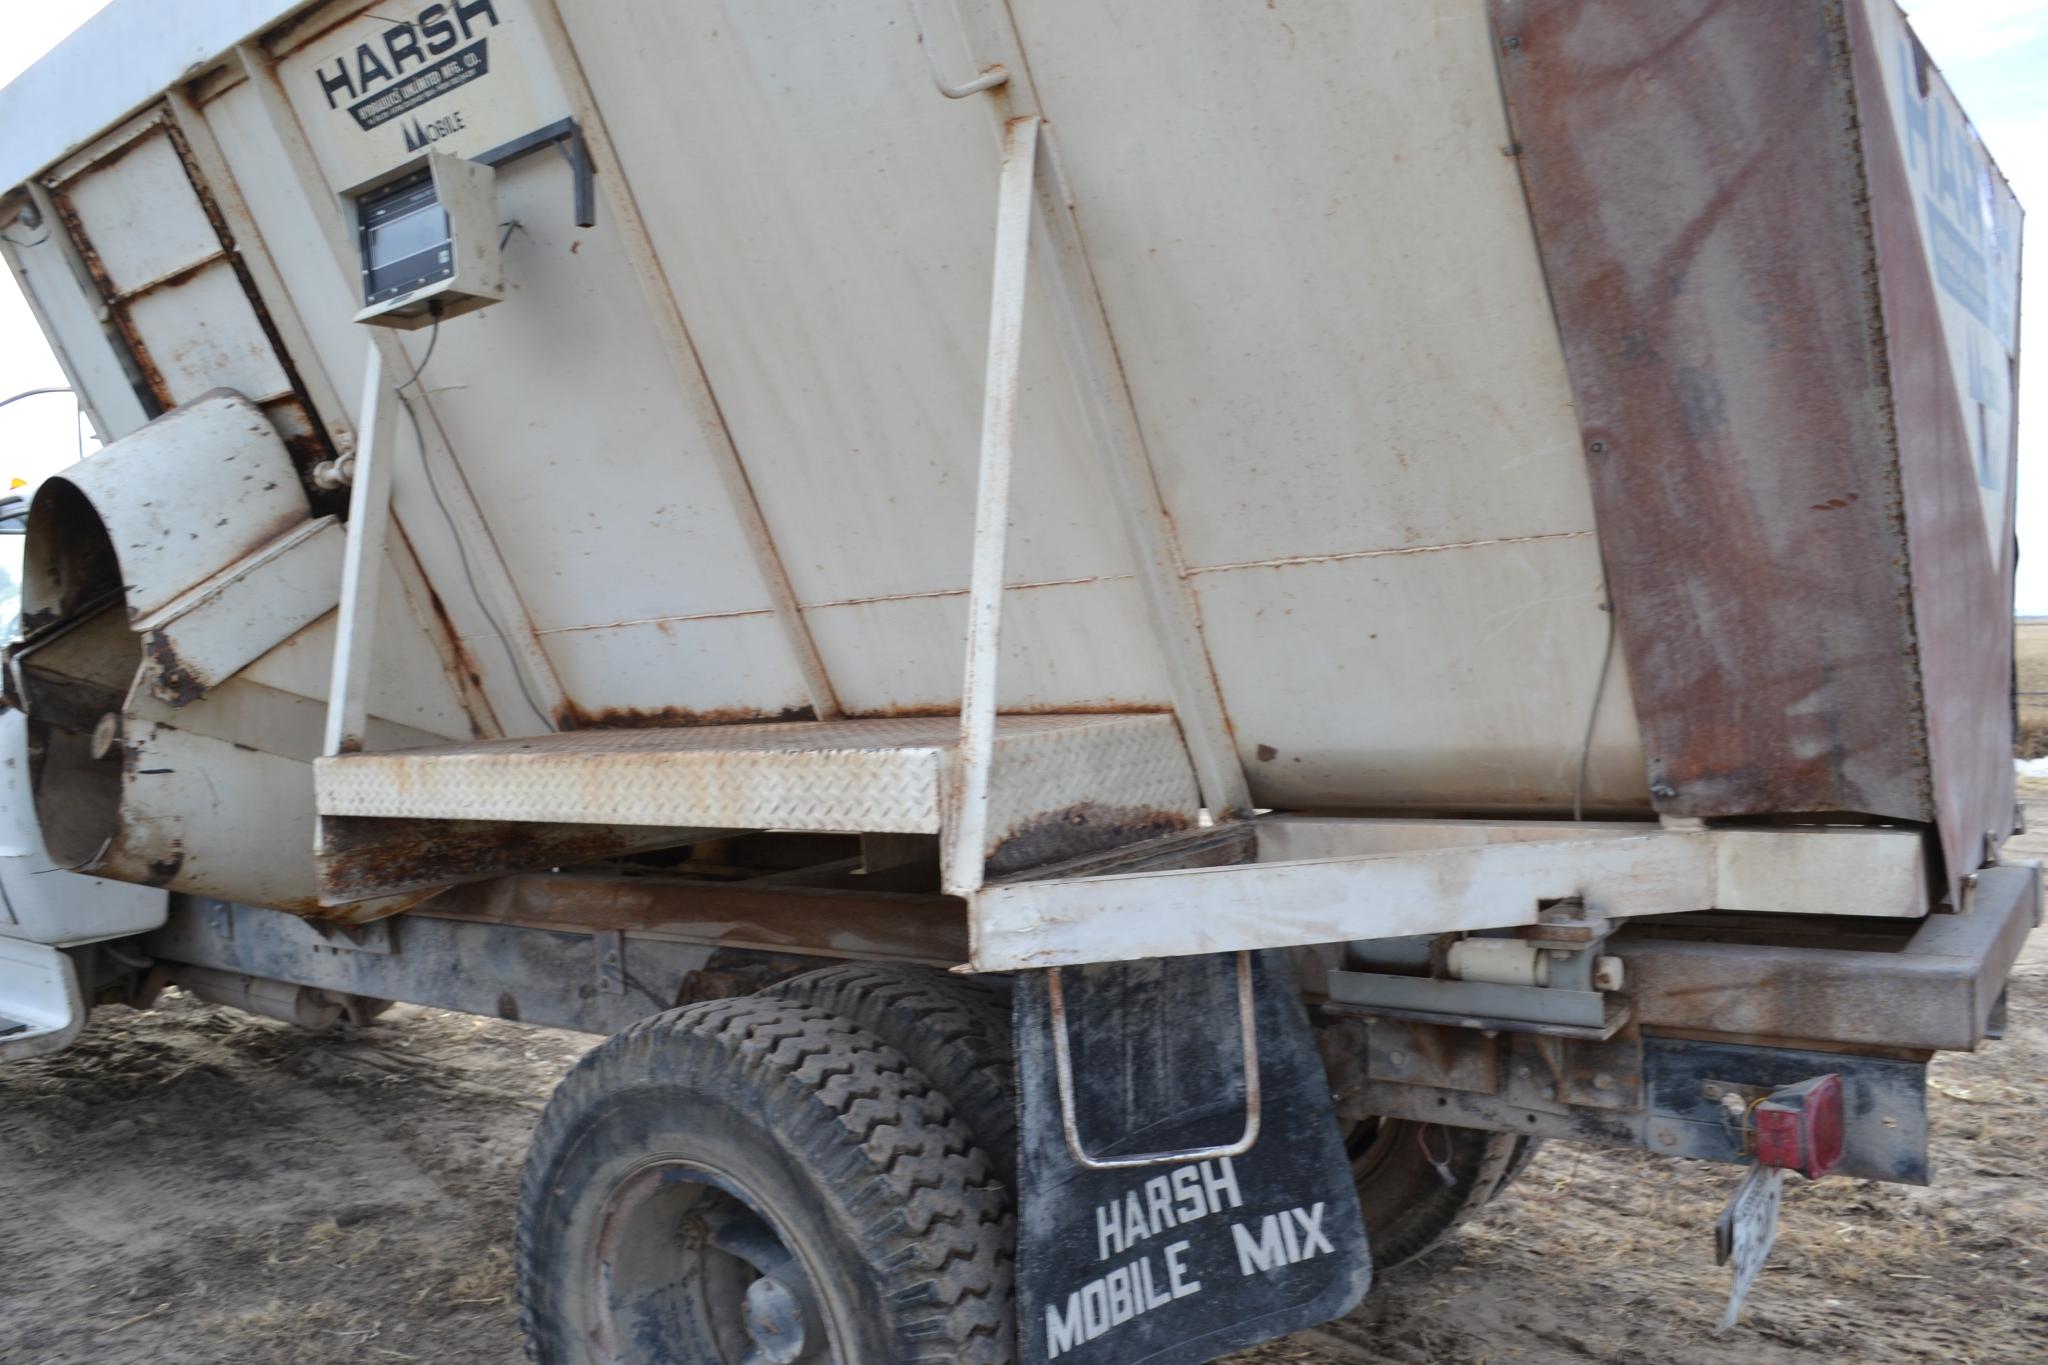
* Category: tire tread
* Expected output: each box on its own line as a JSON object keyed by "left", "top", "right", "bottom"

{"left": 764, "top": 964, "right": 1017, "bottom": 1184}
{"left": 515, "top": 996, "right": 1014, "bottom": 1362}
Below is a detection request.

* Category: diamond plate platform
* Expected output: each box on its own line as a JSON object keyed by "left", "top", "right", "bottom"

{"left": 315, "top": 715, "right": 1200, "bottom": 858}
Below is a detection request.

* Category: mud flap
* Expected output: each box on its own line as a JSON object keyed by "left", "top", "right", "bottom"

{"left": 1013, "top": 950, "right": 1370, "bottom": 1364}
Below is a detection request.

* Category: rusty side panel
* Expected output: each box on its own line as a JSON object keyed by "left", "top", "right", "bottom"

{"left": 157, "top": 115, "right": 346, "bottom": 517}
{"left": 46, "top": 111, "right": 345, "bottom": 517}
{"left": 315, "top": 814, "right": 709, "bottom": 906}
{"left": 1491, "top": 0, "right": 1927, "bottom": 824}
{"left": 1846, "top": 1, "right": 2018, "bottom": 891}
{"left": 555, "top": 702, "right": 817, "bottom": 731}
{"left": 424, "top": 872, "right": 969, "bottom": 967}
{"left": 140, "top": 627, "right": 207, "bottom": 706}
{"left": 43, "top": 186, "right": 174, "bottom": 413}
{"left": 983, "top": 800, "right": 1196, "bottom": 877}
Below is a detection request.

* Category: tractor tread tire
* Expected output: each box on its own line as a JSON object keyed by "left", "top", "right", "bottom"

{"left": 516, "top": 996, "right": 1014, "bottom": 1363}
{"left": 765, "top": 963, "right": 1017, "bottom": 1185}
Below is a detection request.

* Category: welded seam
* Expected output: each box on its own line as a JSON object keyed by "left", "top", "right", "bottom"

{"left": 1184, "top": 529, "right": 1595, "bottom": 577}
{"left": 515, "top": 533, "right": 1599, "bottom": 642}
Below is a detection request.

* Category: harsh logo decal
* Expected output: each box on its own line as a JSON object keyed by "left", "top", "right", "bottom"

{"left": 315, "top": 1, "right": 501, "bottom": 132}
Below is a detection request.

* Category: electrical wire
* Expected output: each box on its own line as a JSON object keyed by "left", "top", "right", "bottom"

{"left": 396, "top": 315, "right": 440, "bottom": 392}
{"left": 1572, "top": 592, "right": 1619, "bottom": 823}
{"left": 0, "top": 386, "right": 71, "bottom": 411}
{"left": 391, "top": 327, "right": 555, "bottom": 733}
{"left": 0, "top": 227, "right": 49, "bottom": 248}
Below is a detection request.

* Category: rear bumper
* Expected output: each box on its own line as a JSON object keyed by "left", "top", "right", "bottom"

{"left": 1326, "top": 861, "right": 2040, "bottom": 1184}
{"left": 1616, "top": 861, "right": 2040, "bottom": 1053}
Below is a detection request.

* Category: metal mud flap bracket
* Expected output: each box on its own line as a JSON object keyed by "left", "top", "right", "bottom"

{"left": 1013, "top": 950, "right": 1370, "bottom": 1364}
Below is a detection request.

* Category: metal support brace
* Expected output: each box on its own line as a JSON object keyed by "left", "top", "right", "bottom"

{"left": 906, "top": 4, "right": 1253, "bottom": 821}
{"left": 323, "top": 338, "right": 397, "bottom": 756}
{"left": 944, "top": 115, "right": 1040, "bottom": 896}
{"left": 905, "top": 0, "right": 1011, "bottom": 98}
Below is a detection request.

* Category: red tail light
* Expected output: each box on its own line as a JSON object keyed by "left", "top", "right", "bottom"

{"left": 1754, "top": 1074, "right": 1845, "bottom": 1179}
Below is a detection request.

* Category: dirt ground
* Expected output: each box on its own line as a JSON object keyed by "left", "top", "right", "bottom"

{"left": 6, "top": 825, "right": 2047, "bottom": 1365}
{"left": 2015, "top": 620, "right": 2048, "bottom": 756}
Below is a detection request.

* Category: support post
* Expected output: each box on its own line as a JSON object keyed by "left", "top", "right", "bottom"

{"left": 324, "top": 338, "right": 398, "bottom": 755}
{"left": 944, "top": 115, "right": 1041, "bottom": 896}
{"left": 899, "top": 2, "right": 1255, "bottom": 819}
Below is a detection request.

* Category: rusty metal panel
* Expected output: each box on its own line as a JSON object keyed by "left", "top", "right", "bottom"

{"left": 51, "top": 124, "right": 293, "bottom": 410}
{"left": 1849, "top": 0, "right": 2022, "bottom": 886}
{"left": 315, "top": 815, "right": 723, "bottom": 903}
{"left": 1492, "top": 0, "right": 2020, "bottom": 900}
{"left": 1617, "top": 861, "right": 2036, "bottom": 1051}
{"left": 1491, "top": 0, "right": 1931, "bottom": 825}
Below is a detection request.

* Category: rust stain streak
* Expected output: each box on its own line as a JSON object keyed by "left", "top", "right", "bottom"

{"left": 103, "top": 249, "right": 233, "bottom": 304}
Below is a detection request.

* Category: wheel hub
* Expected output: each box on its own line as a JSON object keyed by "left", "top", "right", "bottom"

{"left": 743, "top": 1274, "right": 810, "bottom": 1362}
{"left": 593, "top": 1162, "right": 835, "bottom": 1364}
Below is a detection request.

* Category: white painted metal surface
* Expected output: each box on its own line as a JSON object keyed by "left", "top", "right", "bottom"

{"left": 0, "top": 937, "right": 88, "bottom": 1063}
{"left": 135, "top": 516, "right": 343, "bottom": 705}
{"left": 24, "top": 393, "right": 307, "bottom": 621}
{"left": 11, "top": 389, "right": 471, "bottom": 918}
{"left": 53, "top": 118, "right": 295, "bottom": 409}
{"left": 946, "top": 114, "right": 1042, "bottom": 895}
{"left": 0, "top": 709, "right": 168, "bottom": 947}
{"left": 323, "top": 340, "right": 398, "bottom": 754}
{"left": 316, "top": 713, "right": 1200, "bottom": 859}
{"left": 0, "top": 0, "right": 1980, "bottom": 951}
{"left": 0, "top": 0, "right": 316, "bottom": 190}
{"left": 1, "top": 186, "right": 150, "bottom": 443}
{"left": 968, "top": 824, "right": 1933, "bottom": 971}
